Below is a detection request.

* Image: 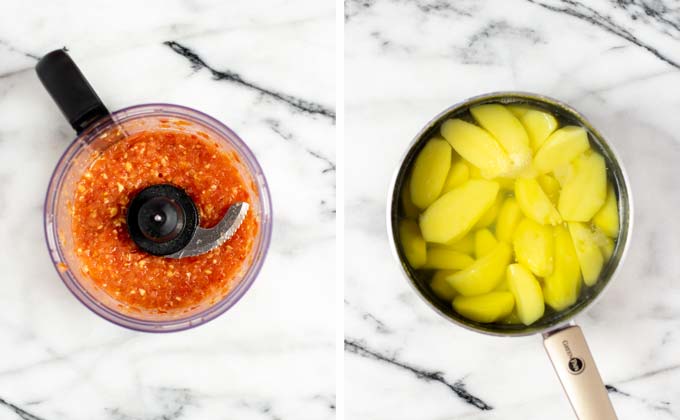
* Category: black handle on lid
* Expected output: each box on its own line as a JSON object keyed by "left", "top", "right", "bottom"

{"left": 36, "top": 49, "right": 110, "bottom": 134}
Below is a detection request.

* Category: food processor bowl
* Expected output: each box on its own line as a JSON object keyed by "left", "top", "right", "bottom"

{"left": 44, "top": 104, "right": 272, "bottom": 332}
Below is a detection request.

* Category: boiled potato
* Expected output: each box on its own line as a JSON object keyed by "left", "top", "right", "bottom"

{"left": 430, "top": 270, "right": 457, "bottom": 301}
{"left": 470, "top": 165, "right": 514, "bottom": 190}
{"left": 515, "top": 177, "right": 562, "bottom": 225}
{"left": 568, "top": 222, "right": 604, "bottom": 286}
{"left": 403, "top": 103, "right": 621, "bottom": 325}
{"left": 601, "top": 239, "right": 614, "bottom": 259}
{"left": 553, "top": 162, "right": 573, "bottom": 187}
{"left": 470, "top": 104, "right": 531, "bottom": 173}
{"left": 592, "top": 227, "right": 615, "bottom": 259}
{"left": 475, "top": 229, "right": 498, "bottom": 258}
{"left": 544, "top": 226, "right": 582, "bottom": 311}
{"left": 447, "top": 242, "right": 512, "bottom": 296}
{"left": 475, "top": 193, "right": 503, "bottom": 229}
{"left": 516, "top": 163, "right": 538, "bottom": 179}
{"left": 593, "top": 184, "right": 619, "bottom": 237}
{"left": 424, "top": 248, "right": 475, "bottom": 270}
{"left": 520, "top": 109, "right": 558, "bottom": 152}
{"left": 410, "top": 138, "right": 452, "bottom": 208}
{"left": 441, "top": 119, "right": 512, "bottom": 179}
{"left": 559, "top": 152, "right": 606, "bottom": 221}
{"left": 496, "top": 197, "right": 523, "bottom": 243}
{"left": 507, "top": 104, "right": 532, "bottom": 118}
{"left": 497, "top": 177, "right": 517, "bottom": 191}
{"left": 419, "top": 180, "right": 499, "bottom": 244}
{"left": 534, "top": 126, "right": 589, "bottom": 174}
{"left": 601, "top": 238, "right": 614, "bottom": 259}
{"left": 469, "top": 164, "right": 483, "bottom": 179}
{"left": 442, "top": 160, "right": 470, "bottom": 193}
{"left": 537, "top": 174, "right": 560, "bottom": 204}
{"left": 401, "top": 179, "right": 420, "bottom": 218}
{"left": 493, "top": 277, "right": 509, "bottom": 292}
{"left": 445, "top": 232, "right": 475, "bottom": 254}
{"left": 507, "top": 264, "right": 545, "bottom": 325}
{"left": 500, "top": 310, "right": 523, "bottom": 325}
{"left": 513, "top": 218, "right": 554, "bottom": 277}
{"left": 400, "top": 220, "right": 427, "bottom": 268}
{"left": 453, "top": 292, "right": 515, "bottom": 323}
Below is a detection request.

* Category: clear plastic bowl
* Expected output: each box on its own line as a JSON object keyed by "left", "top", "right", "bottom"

{"left": 44, "top": 104, "right": 272, "bottom": 332}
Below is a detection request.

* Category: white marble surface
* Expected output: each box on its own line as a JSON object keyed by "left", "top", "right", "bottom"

{"left": 345, "top": 0, "right": 680, "bottom": 419}
{"left": 0, "top": 1, "right": 335, "bottom": 419}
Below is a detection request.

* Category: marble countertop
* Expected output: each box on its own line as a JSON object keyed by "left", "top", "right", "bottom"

{"left": 345, "top": 0, "right": 680, "bottom": 419}
{"left": 0, "top": 1, "right": 335, "bottom": 419}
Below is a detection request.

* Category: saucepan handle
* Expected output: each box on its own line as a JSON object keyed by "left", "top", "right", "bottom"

{"left": 543, "top": 325, "right": 617, "bottom": 420}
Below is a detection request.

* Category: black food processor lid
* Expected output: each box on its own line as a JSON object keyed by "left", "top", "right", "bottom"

{"left": 126, "top": 184, "right": 199, "bottom": 256}
{"left": 126, "top": 184, "right": 250, "bottom": 258}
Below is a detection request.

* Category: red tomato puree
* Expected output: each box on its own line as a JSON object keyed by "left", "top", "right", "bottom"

{"left": 71, "top": 129, "right": 258, "bottom": 313}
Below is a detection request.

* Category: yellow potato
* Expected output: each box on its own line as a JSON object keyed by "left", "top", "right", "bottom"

{"left": 592, "top": 184, "right": 619, "bottom": 237}
{"left": 469, "top": 164, "right": 483, "bottom": 179}
{"left": 470, "top": 104, "right": 531, "bottom": 173}
{"left": 475, "top": 228, "right": 498, "bottom": 258}
{"left": 430, "top": 270, "right": 457, "bottom": 301}
{"left": 507, "top": 104, "right": 533, "bottom": 118}
{"left": 445, "top": 232, "right": 475, "bottom": 254}
{"left": 602, "top": 241, "right": 614, "bottom": 259}
{"left": 543, "top": 226, "right": 582, "bottom": 311}
{"left": 400, "top": 179, "right": 420, "bottom": 218}
{"left": 441, "top": 119, "right": 512, "bottom": 179}
{"left": 500, "top": 310, "right": 523, "bottom": 325}
{"left": 493, "top": 277, "right": 509, "bottom": 292}
{"left": 423, "top": 248, "right": 475, "bottom": 270}
{"left": 513, "top": 218, "right": 554, "bottom": 277}
{"left": 553, "top": 162, "right": 573, "bottom": 187}
{"left": 496, "top": 197, "right": 523, "bottom": 243}
{"left": 410, "top": 137, "right": 452, "bottom": 208}
{"left": 507, "top": 264, "right": 545, "bottom": 325}
{"left": 558, "top": 152, "right": 606, "bottom": 221}
{"left": 516, "top": 163, "right": 538, "bottom": 179}
{"left": 601, "top": 239, "right": 614, "bottom": 259}
{"left": 419, "top": 180, "right": 499, "bottom": 244}
{"left": 475, "top": 193, "right": 503, "bottom": 229}
{"left": 471, "top": 174, "right": 511, "bottom": 193}
{"left": 406, "top": 105, "right": 620, "bottom": 324}
{"left": 470, "top": 165, "right": 514, "bottom": 189}
{"left": 515, "top": 177, "right": 562, "bottom": 225}
{"left": 470, "top": 169, "right": 515, "bottom": 191}
{"left": 497, "top": 177, "right": 516, "bottom": 191}
{"left": 520, "top": 109, "right": 558, "bottom": 152}
{"left": 453, "top": 292, "right": 515, "bottom": 323}
{"left": 537, "top": 174, "right": 560, "bottom": 205}
{"left": 442, "top": 160, "right": 470, "bottom": 193}
{"left": 568, "top": 222, "right": 604, "bottom": 286}
{"left": 447, "top": 242, "right": 512, "bottom": 296}
{"left": 592, "top": 227, "right": 615, "bottom": 259}
{"left": 400, "top": 220, "right": 427, "bottom": 268}
{"left": 534, "top": 126, "right": 590, "bottom": 174}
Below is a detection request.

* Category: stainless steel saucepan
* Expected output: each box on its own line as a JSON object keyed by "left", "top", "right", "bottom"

{"left": 387, "top": 92, "right": 633, "bottom": 419}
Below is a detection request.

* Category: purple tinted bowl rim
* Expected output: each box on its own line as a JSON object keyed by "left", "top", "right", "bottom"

{"left": 44, "top": 103, "right": 273, "bottom": 333}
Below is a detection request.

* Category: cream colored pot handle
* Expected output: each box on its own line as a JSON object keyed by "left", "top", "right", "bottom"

{"left": 543, "top": 325, "right": 617, "bottom": 420}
